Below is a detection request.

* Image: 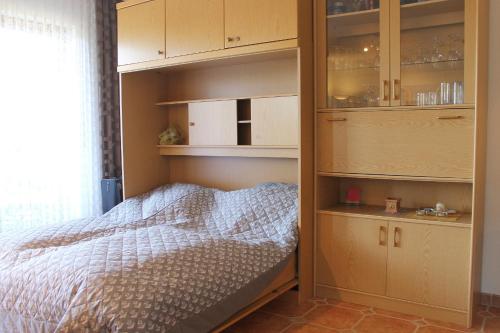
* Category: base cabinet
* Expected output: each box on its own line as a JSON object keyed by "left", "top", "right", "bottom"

{"left": 316, "top": 214, "right": 471, "bottom": 312}
{"left": 316, "top": 214, "right": 388, "bottom": 296}
{"left": 387, "top": 222, "right": 470, "bottom": 310}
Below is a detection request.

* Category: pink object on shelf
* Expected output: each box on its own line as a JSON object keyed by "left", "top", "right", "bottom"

{"left": 345, "top": 187, "right": 361, "bottom": 205}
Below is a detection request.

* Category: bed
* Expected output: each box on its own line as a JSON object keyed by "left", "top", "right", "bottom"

{"left": 0, "top": 182, "right": 298, "bottom": 333}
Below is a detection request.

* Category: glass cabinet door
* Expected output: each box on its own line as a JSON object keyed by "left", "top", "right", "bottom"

{"left": 326, "top": 0, "right": 390, "bottom": 109}
{"left": 392, "top": 0, "right": 465, "bottom": 107}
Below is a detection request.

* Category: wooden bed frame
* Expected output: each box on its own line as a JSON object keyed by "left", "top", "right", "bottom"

{"left": 212, "top": 253, "right": 298, "bottom": 332}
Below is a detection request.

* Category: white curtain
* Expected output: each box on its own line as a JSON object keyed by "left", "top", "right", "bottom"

{"left": 0, "top": 0, "right": 102, "bottom": 232}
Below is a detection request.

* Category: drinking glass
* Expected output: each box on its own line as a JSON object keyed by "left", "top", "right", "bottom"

{"left": 440, "top": 82, "right": 451, "bottom": 104}
{"left": 452, "top": 81, "right": 464, "bottom": 104}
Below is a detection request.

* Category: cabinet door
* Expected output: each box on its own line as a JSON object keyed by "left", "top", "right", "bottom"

{"left": 188, "top": 101, "right": 237, "bottom": 146}
{"left": 387, "top": 222, "right": 470, "bottom": 310}
{"left": 324, "top": 0, "right": 390, "bottom": 108}
{"left": 224, "top": 0, "right": 297, "bottom": 48}
{"left": 251, "top": 96, "right": 298, "bottom": 146}
{"left": 317, "top": 109, "right": 474, "bottom": 179}
{"left": 117, "top": 0, "right": 165, "bottom": 66}
{"left": 390, "top": 1, "right": 468, "bottom": 106}
{"left": 165, "top": 0, "right": 224, "bottom": 58}
{"left": 316, "top": 214, "right": 388, "bottom": 296}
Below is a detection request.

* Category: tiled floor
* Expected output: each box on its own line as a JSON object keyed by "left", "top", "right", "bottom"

{"left": 225, "top": 291, "right": 500, "bottom": 333}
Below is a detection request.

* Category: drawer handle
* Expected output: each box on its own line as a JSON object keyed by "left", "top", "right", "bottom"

{"left": 437, "top": 115, "right": 464, "bottom": 120}
{"left": 189, "top": 122, "right": 195, "bottom": 126}
{"left": 379, "top": 226, "right": 387, "bottom": 246}
{"left": 227, "top": 36, "right": 241, "bottom": 42}
{"left": 158, "top": 50, "right": 164, "bottom": 55}
{"left": 394, "top": 227, "right": 402, "bottom": 248}
{"left": 327, "top": 118, "right": 347, "bottom": 122}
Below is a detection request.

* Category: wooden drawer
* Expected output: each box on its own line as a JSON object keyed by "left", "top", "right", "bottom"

{"left": 317, "top": 110, "right": 474, "bottom": 179}
{"left": 316, "top": 214, "right": 388, "bottom": 296}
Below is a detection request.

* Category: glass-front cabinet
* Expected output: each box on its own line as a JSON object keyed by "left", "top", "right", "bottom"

{"left": 324, "top": 0, "right": 469, "bottom": 109}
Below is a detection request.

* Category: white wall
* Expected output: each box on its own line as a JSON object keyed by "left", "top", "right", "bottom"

{"left": 481, "top": 0, "right": 500, "bottom": 295}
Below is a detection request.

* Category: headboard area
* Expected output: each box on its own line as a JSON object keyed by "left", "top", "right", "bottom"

{"left": 120, "top": 49, "right": 300, "bottom": 198}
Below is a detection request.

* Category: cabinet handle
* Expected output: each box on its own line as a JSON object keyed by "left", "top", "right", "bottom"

{"left": 382, "top": 80, "right": 390, "bottom": 101}
{"left": 227, "top": 36, "right": 240, "bottom": 42}
{"left": 379, "top": 226, "right": 387, "bottom": 246}
{"left": 327, "top": 118, "right": 347, "bottom": 122}
{"left": 437, "top": 115, "right": 464, "bottom": 120}
{"left": 393, "top": 227, "right": 402, "bottom": 248}
{"left": 392, "top": 79, "right": 400, "bottom": 101}
{"left": 158, "top": 50, "right": 164, "bottom": 55}
{"left": 189, "top": 122, "right": 195, "bottom": 126}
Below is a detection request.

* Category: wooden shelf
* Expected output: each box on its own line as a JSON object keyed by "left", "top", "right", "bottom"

{"left": 401, "top": 0, "right": 464, "bottom": 19}
{"left": 317, "top": 103, "right": 474, "bottom": 113}
{"left": 316, "top": 171, "right": 473, "bottom": 184}
{"left": 327, "top": 8, "right": 380, "bottom": 26}
{"left": 156, "top": 93, "right": 297, "bottom": 107}
{"left": 318, "top": 205, "right": 471, "bottom": 228}
{"left": 157, "top": 145, "right": 298, "bottom": 158}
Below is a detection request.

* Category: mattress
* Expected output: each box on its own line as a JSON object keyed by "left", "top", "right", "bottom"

{"left": 0, "top": 182, "right": 298, "bottom": 333}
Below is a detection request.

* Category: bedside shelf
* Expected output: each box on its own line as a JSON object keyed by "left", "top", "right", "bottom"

{"left": 157, "top": 145, "right": 298, "bottom": 159}
{"left": 318, "top": 205, "right": 471, "bottom": 228}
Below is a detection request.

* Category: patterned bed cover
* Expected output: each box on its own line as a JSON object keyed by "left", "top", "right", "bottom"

{"left": 0, "top": 183, "right": 298, "bottom": 332}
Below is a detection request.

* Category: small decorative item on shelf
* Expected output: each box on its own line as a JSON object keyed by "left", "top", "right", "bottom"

{"left": 158, "top": 126, "right": 183, "bottom": 145}
{"left": 385, "top": 198, "right": 401, "bottom": 214}
{"left": 345, "top": 187, "right": 361, "bottom": 205}
{"left": 415, "top": 202, "right": 461, "bottom": 221}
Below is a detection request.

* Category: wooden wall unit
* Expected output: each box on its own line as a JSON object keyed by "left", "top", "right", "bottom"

{"left": 118, "top": 0, "right": 315, "bottom": 328}
{"left": 314, "top": 0, "right": 487, "bottom": 327}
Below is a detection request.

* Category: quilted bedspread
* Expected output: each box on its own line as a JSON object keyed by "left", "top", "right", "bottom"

{"left": 0, "top": 183, "right": 298, "bottom": 333}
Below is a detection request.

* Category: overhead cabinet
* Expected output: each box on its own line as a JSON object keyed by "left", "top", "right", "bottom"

{"left": 164, "top": 0, "right": 224, "bottom": 58}
{"left": 224, "top": 0, "right": 298, "bottom": 48}
{"left": 117, "top": 0, "right": 165, "bottom": 66}
{"left": 117, "top": 0, "right": 298, "bottom": 66}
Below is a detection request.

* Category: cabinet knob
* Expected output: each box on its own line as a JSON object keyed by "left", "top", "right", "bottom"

{"left": 158, "top": 50, "right": 164, "bottom": 55}
{"left": 189, "top": 122, "right": 195, "bottom": 126}
{"left": 227, "top": 36, "right": 241, "bottom": 42}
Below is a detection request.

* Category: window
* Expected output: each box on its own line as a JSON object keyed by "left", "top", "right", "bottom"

{"left": 0, "top": 0, "right": 102, "bottom": 232}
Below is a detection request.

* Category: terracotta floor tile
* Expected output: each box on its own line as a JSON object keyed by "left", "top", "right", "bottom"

{"left": 425, "top": 319, "right": 478, "bottom": 332}
{"left": 326, "top": 299, "right": 370, "bottom": 311}
{"left": 373, "top": 308, "right": 422, "bottom": 321}
{"left": 484, "top": 317, "right": 500, "bottom": 333}
{"left": 355, "top": 314, "right": 417, "bottom": 333}
{"left": 283, "top": 323, "right": 337, "bottom": 333}
{"left": 261, "top": 291, "right": 315, "bottom": 317}
{"left": 225, "top": 311, "right": 291, "bottom": 333}
{"left": 489, "top": 307, "right": 500, "bottom": 316}
{"left": 305, "top": 305, "right": 362, "bottom": 330}
{"left": 417, "top": 326, "right": 463, "bottom": 333}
